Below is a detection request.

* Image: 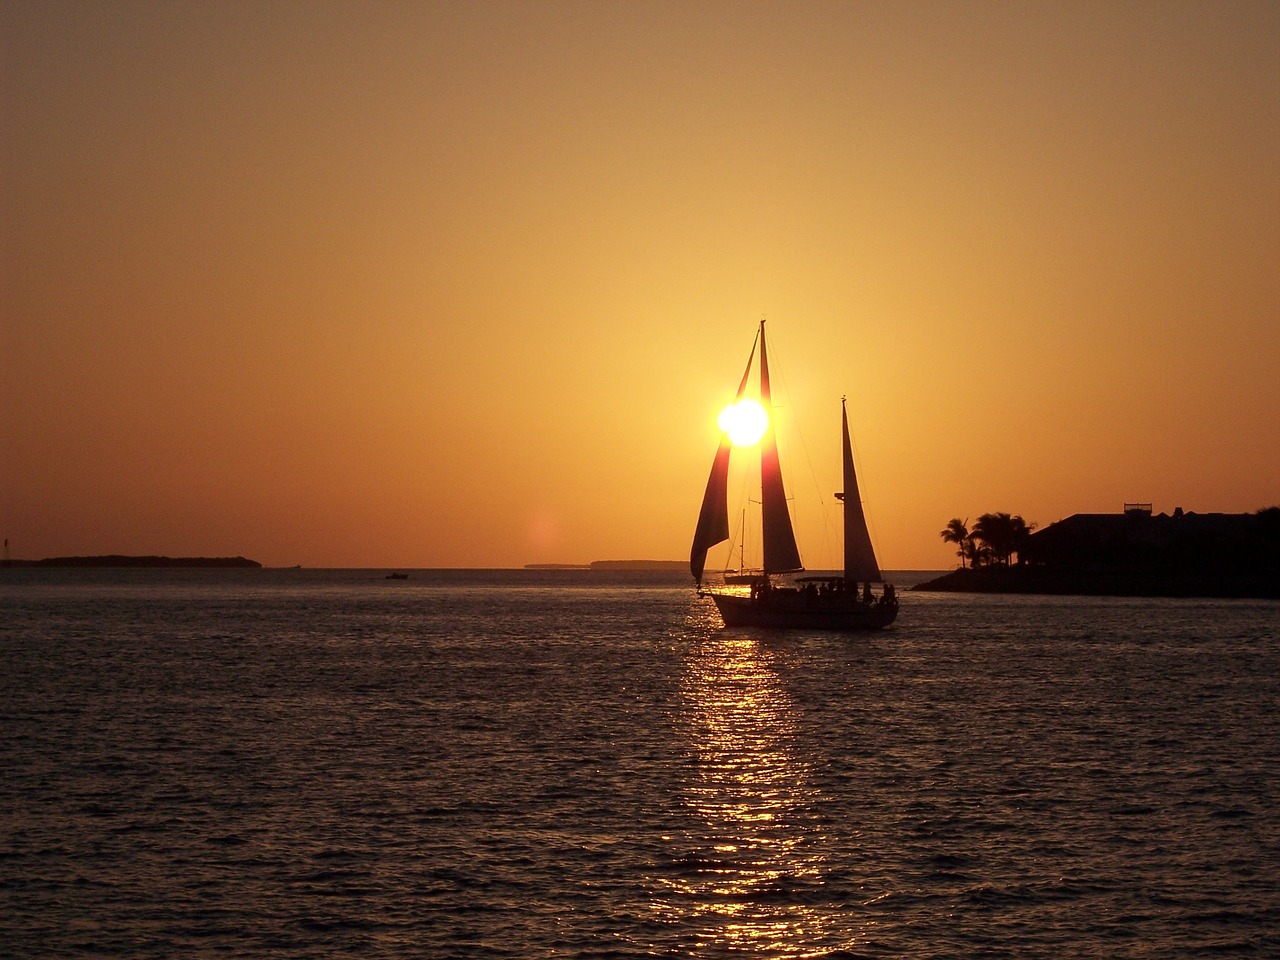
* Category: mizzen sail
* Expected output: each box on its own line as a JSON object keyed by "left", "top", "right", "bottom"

{"left": 840, "top": 398, "right": 882, "bottom": 582}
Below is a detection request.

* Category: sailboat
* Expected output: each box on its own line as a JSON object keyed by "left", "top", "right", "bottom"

{"left": 690, "top": 321, "right": 898, "bottom": 630}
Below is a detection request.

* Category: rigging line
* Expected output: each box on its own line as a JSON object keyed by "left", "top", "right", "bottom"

{"left": 723, "top": 504, "right": 750, "bottom": 573}
{"left": 726, "top": 444, "right": 760, "bottom": 570}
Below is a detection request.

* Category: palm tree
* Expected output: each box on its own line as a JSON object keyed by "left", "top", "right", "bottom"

{"left": 972, "top": 512, "right": 1037, "bottom": 566}
{"left": 940, "top": 518, "right": 970, "bottom": 568}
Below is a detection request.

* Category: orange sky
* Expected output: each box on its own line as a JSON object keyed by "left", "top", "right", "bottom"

{"left": 3, "top": 1, "right": 1277, "bottom": 570}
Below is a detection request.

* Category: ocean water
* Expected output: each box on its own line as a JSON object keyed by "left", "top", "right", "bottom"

{"left": 2, "top": 567, "right": 1277, "bottom": 958}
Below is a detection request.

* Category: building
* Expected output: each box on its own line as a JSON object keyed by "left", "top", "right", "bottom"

{"left": 1017, "top": 504, "right": 1280, "bottom": 596}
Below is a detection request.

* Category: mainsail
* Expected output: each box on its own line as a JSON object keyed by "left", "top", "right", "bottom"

{"left": 839, "top": 398, "right": 882, "bottom": 582}
{"left": 758, "top": 325, "right": 803, "bottom": 575}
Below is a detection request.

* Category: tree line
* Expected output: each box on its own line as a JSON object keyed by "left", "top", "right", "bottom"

{"left": 940, "top": 513, "right": 1036, "bottom": 568}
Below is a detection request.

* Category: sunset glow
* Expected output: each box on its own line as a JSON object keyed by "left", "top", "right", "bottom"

{"left": 3, "top": 2, "right": 1277, "bottom": 569}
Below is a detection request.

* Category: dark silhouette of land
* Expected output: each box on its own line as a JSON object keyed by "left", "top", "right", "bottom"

{"left": 588, "top": 560, "right": 687, "bottom": 571}
{"left": 2, "top": 555, "right": 262, "bottom": 568}
{"left": 918, "top": 505, "right": 1280, "bottom": 598}
{"left": 524, "top": 560, "right": 686, "bottom": 571}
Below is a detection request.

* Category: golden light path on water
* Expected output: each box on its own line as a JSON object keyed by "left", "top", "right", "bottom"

{"left": 655, "top": 605, "right": 863, "bottom": 955}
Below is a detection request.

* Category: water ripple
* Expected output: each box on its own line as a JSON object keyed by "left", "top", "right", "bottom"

{"left": 1, "top": 571, "right": 1277, "bottom": 958}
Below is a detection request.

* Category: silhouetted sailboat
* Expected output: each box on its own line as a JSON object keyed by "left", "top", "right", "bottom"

{"left": 690, "top": 321, "right": 898, "bottom": 630}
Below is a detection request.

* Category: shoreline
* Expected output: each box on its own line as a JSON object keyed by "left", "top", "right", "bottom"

{"left": 1, "top": 555, "right": 262, "bottom": 569}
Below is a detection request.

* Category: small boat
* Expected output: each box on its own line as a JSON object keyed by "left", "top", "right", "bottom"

{"left": 385, "top": 572, "right": 409, "bottom": 580}
{"left": 690, "top": 320, "right": 898, "bottom": 631}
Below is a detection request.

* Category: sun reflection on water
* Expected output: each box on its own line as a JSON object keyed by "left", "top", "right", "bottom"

{"left": 652, "top": 624, "right": 850, "bottom": 955}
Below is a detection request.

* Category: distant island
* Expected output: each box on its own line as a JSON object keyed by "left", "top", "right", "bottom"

{"left": 2, "top": 555, "right": 262, "bottom": 568}
{"left": 524, "top": 560, "right": 686, "bottom": 571}
{"left": 588, "top": 560, "right": 686, "bottom": 571}
{"left": 916, "top": 505, "right": 1280, "bottom": 599}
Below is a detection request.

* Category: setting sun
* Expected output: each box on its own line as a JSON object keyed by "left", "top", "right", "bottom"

{"left": 718, "top": 399, "right": 769, "bottom": 447}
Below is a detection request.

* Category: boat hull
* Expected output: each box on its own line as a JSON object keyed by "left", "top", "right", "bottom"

{"left": 708, "top": 591, "right": 897, "bottom": 631}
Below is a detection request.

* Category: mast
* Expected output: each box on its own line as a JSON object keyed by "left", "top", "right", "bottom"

{"left": 758, "top": 322, "right": 803, "bottom": 575}
{"left": 840, "top": 398, "right": 882, "bottom": 582}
